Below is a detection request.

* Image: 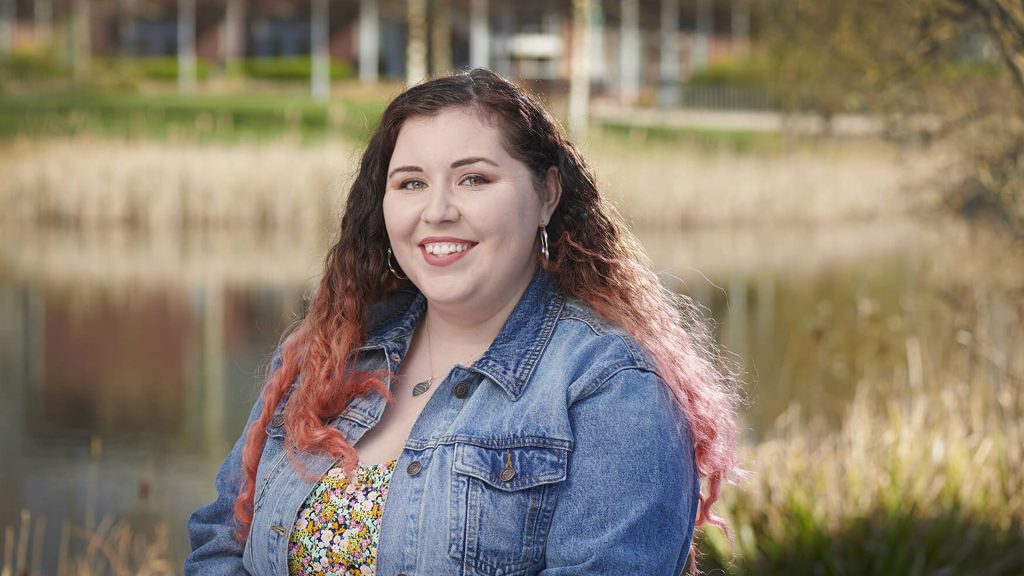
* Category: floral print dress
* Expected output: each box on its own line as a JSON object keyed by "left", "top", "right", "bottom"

{"left": 288, "top": 460, "right": 398, "bottom": 575}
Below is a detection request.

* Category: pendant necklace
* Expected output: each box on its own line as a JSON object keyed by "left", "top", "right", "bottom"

{"left": 409, "top": 320, "right": 480, "bottom": 397}
{"left": 411, "top": 321, "right": 435, "bottom": 397}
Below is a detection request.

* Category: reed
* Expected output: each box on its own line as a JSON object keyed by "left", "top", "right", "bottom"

{"left": 0, "top": 510, "right": 173, "bottom": 576}
{"left": 0, "top": 139, "right": 356, "bottom": 232}
{"left": 0, "top": 137, "right": 940, "bottom": 232}
{"left": 696, "top": 300, "right": 1024, "bottom": 574}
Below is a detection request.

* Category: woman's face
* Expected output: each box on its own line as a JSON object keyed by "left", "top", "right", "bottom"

{"left": 383, "top": 107, "right": 560, "bottom": 322}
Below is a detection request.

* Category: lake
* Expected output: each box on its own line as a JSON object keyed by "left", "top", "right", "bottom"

{"left": 0, "top": 216, "right": 1019, "bottom": 571}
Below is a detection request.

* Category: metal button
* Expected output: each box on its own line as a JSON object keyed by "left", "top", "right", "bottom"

{"left": 389, "top": 352, "right": 401, "bottom": 364}
{"left": 500, "top": 452, "right": 516, "bottom": 482}
{"left": 270, "top": 524, "right": 287, "bottom": 536}
{"left": 453, "top": 381, "right": 469, "bottom": 399}
{"left": 270, "top": 414, "right": 285, "bottom": 428}
{"left": 499, "top": 467, "right": 516, "bottom": 482}
{"left": 407, "top": 460, "right": 422, "bottom": 476}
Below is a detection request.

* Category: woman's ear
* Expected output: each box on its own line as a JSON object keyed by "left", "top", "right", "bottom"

{"left": 541, "top": 166, "right": 562, "bottom": 225}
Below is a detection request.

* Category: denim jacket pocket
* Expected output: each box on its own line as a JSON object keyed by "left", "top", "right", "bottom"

{"left": 449, "top": 441, "right": 570, "bottom": 576}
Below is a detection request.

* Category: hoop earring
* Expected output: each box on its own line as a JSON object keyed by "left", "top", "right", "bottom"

{"left": 387, "top": 248, "right": 407, "bottom": 280}
{"left": 539, "top": 226, "right": 549, "bottom": 262}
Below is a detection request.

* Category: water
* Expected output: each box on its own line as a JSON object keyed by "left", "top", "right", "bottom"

{"left": 0, "top": 220, "right": 1018, "bottom": 569}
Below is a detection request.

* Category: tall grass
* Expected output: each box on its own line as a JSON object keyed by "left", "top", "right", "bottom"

{"left": 0, "top": 138, "right": 940, "bottom": 231}
{"left": 1, "top": 510, "right": 173, "bottom": 576}
{"left": 0, "top": 140, "right": 356, "bottom": 231}
{"left": 696, "top": 282, "right": 1024, "bottom": 574}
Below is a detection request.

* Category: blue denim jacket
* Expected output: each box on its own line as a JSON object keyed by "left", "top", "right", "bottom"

{"left": 186, "top": 270, "right": 700, "bottom": 575}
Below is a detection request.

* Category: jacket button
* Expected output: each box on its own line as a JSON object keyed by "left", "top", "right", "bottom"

{"left": 390, "top": 352, "right": 401, "bottom": 363}
{"left": 453, "top": 381, "right": 469, "bottom": 399}
{"left": 406, "top": 460, "right": 422, "bottom": 476}
{"left": 270, "top": 414, "right": 285, "bottom": 428}
{"left": 499, "top": 467, "right": 516, "bottom": 482}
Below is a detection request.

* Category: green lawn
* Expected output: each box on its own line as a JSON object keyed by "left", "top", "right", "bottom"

{"left": 0, "top": 90, "right": 388, "bottom": 143}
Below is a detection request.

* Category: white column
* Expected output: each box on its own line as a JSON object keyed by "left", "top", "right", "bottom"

{"left": 224, "top": 0, "right": 244, "bottom": 74}
{"left": 731, "top": 0, "right": 749, "bottom": 59}
{"left": 35, "top": 0, "right": 53, "bottom": 46}
{"left": 0, "top": 0, "right": 12, "bottom": 56}
{"left": 119, "top": 0, "right": 137, "bottom": 57}
{"left": 568, "top": 0, "right": 591, "bottom": 138}
{"left": 619, "top": 0, "right": 639, "bottom": 105}
{"left": 73, "top": 0, "right": 92, "bottom": 83}
{"left": 358, "top": 0, "right": 379, "bottom": 83}
{"left": 693, "top": 0, "right": 712, "bottom": 70}
{"left": 177, "top": 0, "right": 196, "bottom": 93}
{"left": 658, "top": 0, "right": 679, "bottom": 107}
{"left": 469, "top": 0, "right": 489, "bottom": 69}
{"left": 431, "top": 0, "right": 451, "bottom": 74}
{"left": 406, "top": 0, "right": 427, "bottom": 85}
{"left": 311, "top": 0, "right": 329, "bottom": 101}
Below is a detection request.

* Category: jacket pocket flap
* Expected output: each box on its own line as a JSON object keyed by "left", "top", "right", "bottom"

{"left": 454, "top": 442, "right": 569, "bottom": 492}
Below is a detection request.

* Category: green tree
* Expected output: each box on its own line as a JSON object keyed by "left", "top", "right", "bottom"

{"left": 761, "top": 0, "right": 1024, "bottom": 235}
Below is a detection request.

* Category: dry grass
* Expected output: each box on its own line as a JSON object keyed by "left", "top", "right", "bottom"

{"left": 697, "top": 269, "right": 1024, "bottom": 574}
{"left": 0, "top": 136, "right": 943, "bottom": 232}
{"left": 588, "top": 136, "right": 944, "bottom": 228}
{"left": 0, "top": 138, "right": 357, "bottom": 231}
{"left": 1, "top": 510, "right": 173, "bottom": 576}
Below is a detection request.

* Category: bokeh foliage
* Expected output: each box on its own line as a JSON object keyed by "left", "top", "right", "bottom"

{"left": 758, "top": 0, "right": 1024, "bottom": 236}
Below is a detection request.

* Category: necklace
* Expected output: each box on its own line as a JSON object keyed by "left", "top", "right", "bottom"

{"left": 411, "top": 321, "right": 435, "bottom": 397}
{"left": 409, "top": 320, "right": 482, "bottom": 397}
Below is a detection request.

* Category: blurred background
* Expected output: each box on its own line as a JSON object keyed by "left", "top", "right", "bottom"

{"left": 0, "top": 0, "right": 1022, "bottom": 574}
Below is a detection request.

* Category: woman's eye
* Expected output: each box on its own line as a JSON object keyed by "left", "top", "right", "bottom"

{"left": 400, "top": 179, "right": 427, "bottom": 191}
{"left": 460, "top": 174, "right": 489, "bottom": 187}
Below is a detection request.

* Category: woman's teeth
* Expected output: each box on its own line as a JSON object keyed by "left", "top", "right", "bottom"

{"left": 425, "top": 243, "right": 472, "bottom": 256}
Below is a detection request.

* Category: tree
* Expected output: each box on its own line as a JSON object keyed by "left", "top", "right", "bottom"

{"left": 760, "top": 0, "right": 1024, "bottom": 235}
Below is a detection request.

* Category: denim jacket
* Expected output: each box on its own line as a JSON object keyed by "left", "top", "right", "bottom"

{"left": 186, "top": 270, "right": 700, "bottom": 575}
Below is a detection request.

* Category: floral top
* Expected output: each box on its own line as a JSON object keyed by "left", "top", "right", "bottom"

{"left": 287, "top": 460, "right": 397, "bottom": 575}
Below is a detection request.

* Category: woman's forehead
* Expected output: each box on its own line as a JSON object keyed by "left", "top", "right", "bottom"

{"left": 390, "top": 108, "right": 511, "bottom": 165}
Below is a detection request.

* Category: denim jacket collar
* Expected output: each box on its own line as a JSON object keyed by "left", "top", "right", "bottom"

{"left": 361, "top": 269, "right": 565, "bottom": 401}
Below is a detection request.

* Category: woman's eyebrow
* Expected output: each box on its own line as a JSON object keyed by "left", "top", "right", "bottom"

{"left": 451, "top": 157, "right": 499, "bottom": 169}
{"left": 387, "top": 165, "right": 423, "bottom": 180}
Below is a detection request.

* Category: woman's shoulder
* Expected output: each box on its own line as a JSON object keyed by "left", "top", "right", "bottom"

{"left": 542, "top": 295, "right": 663, "bottom": 402}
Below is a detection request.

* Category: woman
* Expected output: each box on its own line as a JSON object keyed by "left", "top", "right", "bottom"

{"left": 186, "top": 68, "right": 739, "bottom": 575}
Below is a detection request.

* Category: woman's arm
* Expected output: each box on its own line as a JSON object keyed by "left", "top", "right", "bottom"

{"left": 184, "top": 395, "right": 261, "bottom": 575}
{"left": 541, "top": 368, "right": 700, "bottom": 575}
{"left": 185, "top": 349, "right": 282, "bottom": 575}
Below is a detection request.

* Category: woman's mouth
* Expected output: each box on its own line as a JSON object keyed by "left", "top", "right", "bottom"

{"left": 424, "top": 242, "right": 474, "bottom": 256}
{"left": 419, "top": 239, "right": 478, "bottom": 266}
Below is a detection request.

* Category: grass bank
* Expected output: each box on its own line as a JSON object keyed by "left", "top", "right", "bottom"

{"left": 0, "top": 90, "right": 387, "bottom": 143}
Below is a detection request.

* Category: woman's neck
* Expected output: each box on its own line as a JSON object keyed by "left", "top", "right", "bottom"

{"left": 421, "top": 283, "right": 526, "bottom": 362}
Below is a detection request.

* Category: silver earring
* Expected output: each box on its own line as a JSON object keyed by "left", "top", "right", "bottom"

{"left": 387, "top": 248, "right": 407, "bottom": 280}
{"left": 539, "top": 226, "right": 549, "bottom": 262}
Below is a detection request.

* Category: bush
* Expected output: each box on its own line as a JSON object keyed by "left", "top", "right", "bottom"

{"left": 129, "top": 57, "right": 212, "bottom": 81}
{"left": 0, "top": 49, "right": 66, "bottom": 81}
{"left": 243, "top": 57, "right": 355, "bottom": 81}
{"left": 687, "top": 58, "right": 772, "bottom": 89}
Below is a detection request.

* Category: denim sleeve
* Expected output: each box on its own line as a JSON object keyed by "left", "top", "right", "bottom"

{"left": 541, "top": 368, "right": 700, "bottom": 575}
{"left": 183, "top": 395, "right": 260, "bottom": 575}
{"left": 185, "top": 349, "right": 282, "bottom": 575}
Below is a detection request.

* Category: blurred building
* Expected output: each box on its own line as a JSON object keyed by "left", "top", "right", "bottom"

{"left": 1, "top": 0, "right": 754, "bottom": 97}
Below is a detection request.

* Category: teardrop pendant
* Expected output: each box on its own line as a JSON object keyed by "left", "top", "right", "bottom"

{"left": 412, "top": 376, "right": 433, "bottom": 397}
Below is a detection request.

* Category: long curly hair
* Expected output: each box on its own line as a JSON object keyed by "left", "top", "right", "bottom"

{"left": 234, "top": 68, "right": 741, "bottom": 568}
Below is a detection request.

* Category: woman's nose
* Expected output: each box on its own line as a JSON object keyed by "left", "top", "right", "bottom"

{"left": 421, "top": 184, "right": 459, "bottom": 224}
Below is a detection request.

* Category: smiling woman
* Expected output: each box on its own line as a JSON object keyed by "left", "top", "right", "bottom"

{"left": 185, "top": 68, "right": 741, "bottom": 576}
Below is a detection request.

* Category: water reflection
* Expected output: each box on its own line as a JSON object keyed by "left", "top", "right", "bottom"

{"left": 0, "top": 220, "right": 1019, "bottom": 568}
